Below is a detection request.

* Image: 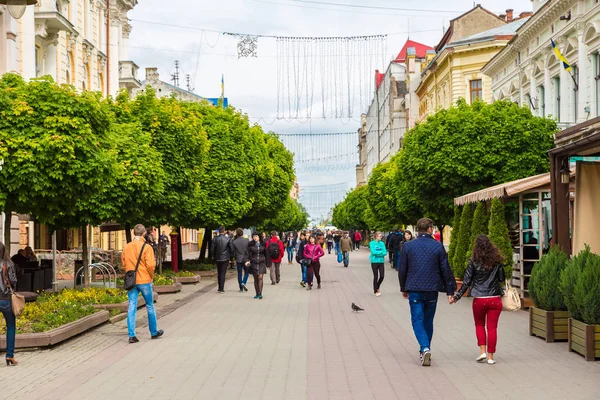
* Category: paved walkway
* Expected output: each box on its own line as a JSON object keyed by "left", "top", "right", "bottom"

{"left": 1, "top": 250, "right": 599, "bottom": 400}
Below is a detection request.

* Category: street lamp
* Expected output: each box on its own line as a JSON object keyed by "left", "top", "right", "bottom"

{"left": 559, "top": 159, "right": 571, "bottom": 185}
{"left": 0, "top": 0, "right": 37, "bottom": 20}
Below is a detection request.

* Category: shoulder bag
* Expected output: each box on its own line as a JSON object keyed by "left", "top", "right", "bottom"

{"left": 123, "top": 243, "right": 147, "bottom": 291}
{"left": 3, "top": 261, "right": 25, "bottom": 317}
{"left": 501, "top": 278, "right": 521, "bottom": 311}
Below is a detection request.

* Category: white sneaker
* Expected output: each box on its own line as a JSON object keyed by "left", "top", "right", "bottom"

{"left": 487, "top": 359, "right": 496, "bottom": 365}
{"left": 375, "top": 291, "right": 381, "bottom": 297}
{"left": 476, "top": 353, "right": 487, "bottom": 363}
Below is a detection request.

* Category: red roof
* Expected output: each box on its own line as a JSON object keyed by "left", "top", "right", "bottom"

{"left": 375, "top": 70, "right": 385, "bottom": 89}
{"left": 394, "top": 39, "right": 433, "bottom": 63}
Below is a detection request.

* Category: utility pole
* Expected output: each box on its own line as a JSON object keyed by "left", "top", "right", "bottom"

{"left": 186, "top": 74, "right": 193, "bottom": 91}
{"left": 171, "top": 60, "right": 180, "bottom": 87}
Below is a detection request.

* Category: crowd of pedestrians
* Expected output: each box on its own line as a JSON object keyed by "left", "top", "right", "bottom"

{"left": 0, "top": 218, "right": 506, "bottom": 369}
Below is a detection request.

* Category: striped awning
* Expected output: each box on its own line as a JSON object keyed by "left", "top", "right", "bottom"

{"left": 454, "top": 173, "right": 551, "bottom": 206}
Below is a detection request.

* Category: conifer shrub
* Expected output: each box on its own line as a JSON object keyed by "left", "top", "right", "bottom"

{"left": 453, "top": 204, "right": 473, "bottom": 279}
{"left": 560, "top": 245, "right": 591, "bottom": 322}
{"left": 528, "top": 246, "right": 568, "bottom": 310}
{"left": 466, "top": 202, "right": 489, "bottom": 261}
{"left": 447, "top": 206, "right": 462, "bottom": 267}
{"left": 488, "top": 198, "right": 514, "bottom": 279}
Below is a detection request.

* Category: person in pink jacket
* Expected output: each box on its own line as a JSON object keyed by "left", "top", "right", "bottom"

{"left": 303, "top": 236, "right": 325, "bottom": 290}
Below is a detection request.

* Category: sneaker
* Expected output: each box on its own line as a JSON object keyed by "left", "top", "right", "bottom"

{"left": 375, "top": 291, "right": 381, "bottom": 297}
{"left": 129, "top": 336, "right": 139, "bottom": 344}
{"left": 271, "top": 282, "right": 276, "bottom": 285}
{"left": 254, "top": 295, "right": 260, "bottom": 299}
{"left": 421, "top": 350, "right": 431, "bottom": 366}
{"left": 151, "top": 330, "right": 164, "bottom": 340}
{"left": 487, "top": 359, "right": 496, "bottom": 365}
{"left": 317, "top": 283, "right": 321, "bottom": 289}
{"left": 476, "top": 354, "right": 487, "bottom": 363}
{"left": 300, "top": 281, "right": 306, "bottom": 287}
{"left": 239, "top": 288, "right": 244, "bottom": 293}
{"left": 242, "top": 284, "right": 248, "bottom": 292}
{"left": 307, "top": 285, "right": 312, "bottom": 291}
{"left": 258, "top": 294, "right": 263, "bottom": 299}
{"left": 277, "top": 280, "right": 280, "bottom": 284}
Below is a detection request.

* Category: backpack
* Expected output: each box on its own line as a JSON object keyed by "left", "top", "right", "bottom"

{"left": 268, "top": 240, "right": 281, "bottom": 259}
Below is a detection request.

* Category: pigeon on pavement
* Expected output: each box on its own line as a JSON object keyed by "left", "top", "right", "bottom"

{"left": 352, "top": 303, "right": 364, "bottom": 312}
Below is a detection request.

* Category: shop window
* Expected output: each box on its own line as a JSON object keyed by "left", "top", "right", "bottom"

{"left": 470, "top": 79, "right": 482, "bottom": 103}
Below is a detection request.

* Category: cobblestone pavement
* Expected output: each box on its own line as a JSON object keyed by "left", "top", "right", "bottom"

{"left": 1, "top": 252, "right": 599, "bottom": 400}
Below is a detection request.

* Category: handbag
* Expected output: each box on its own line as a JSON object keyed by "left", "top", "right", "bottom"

{"left": 3, "top": 261, "right": 25, "bottom": 317}
{"left": 501, "top": 279, "right": 521, "bottom": 311}
{"left": 123, "top": 243, "right": 147, "bottom": 291}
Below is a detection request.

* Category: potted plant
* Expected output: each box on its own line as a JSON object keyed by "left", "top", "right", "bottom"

{"left": 562, "top": 246, "right": 600, "bottom": 361}
{"left": 528, "top": 246, "right": 569, "bottom": 342}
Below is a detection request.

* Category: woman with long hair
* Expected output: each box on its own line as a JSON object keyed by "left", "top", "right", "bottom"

{"left": 0, "top": 242, "right": 18, "bottom": 366}
{"left": 246, "top": 232, "right": 271, "bottom": 299}
{"left": 451, "top": 234, "right": 505, "bottom": 365}
{"left": 303, "top": 235, "right": 324, "bottom": 290}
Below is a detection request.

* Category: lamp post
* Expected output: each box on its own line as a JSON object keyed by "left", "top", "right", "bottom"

{"left": 0, "top": 0, "right": 37, "bottom": 20}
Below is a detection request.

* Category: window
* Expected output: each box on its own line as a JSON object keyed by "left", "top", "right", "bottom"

{"left": 539, "top": 85, "right": 545, "bottom": 117}
{"left": 553, "top": 77, "right": 561, "bottom": 122}
{"left": 470, "top": 79, "right": 482, "bottom": 103}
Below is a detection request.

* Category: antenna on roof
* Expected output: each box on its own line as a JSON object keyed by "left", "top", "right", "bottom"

{"left": 171, "top": 60, "right": 180, "bottom": 88}
{"left": 186, "top": 74, "right": 194, "bottom": 92}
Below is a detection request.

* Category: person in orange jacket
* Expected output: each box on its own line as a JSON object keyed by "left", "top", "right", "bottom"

{"left": 123, "top": 224, "right": 164, "bottom": 344}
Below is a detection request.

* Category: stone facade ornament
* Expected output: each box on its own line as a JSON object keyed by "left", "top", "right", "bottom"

{"left": 66, "top": 31, "right": 78, "bottom": 52}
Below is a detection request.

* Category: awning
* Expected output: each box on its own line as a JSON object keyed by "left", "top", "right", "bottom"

{"left": 454, "top": 173, "right": 551, "bottom": 206}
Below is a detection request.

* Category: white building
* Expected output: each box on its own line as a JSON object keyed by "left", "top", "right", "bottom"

{"left": 483, "top": 0, "right": 600, "bottom": 129}
{"left": 0, "top": 0, "right": 139, "bottom": 255}
{"left": 360, "top": 40, "right": 432, "bottom": 182}
{"left": 137, "top": 67, "right": 207, "bottom": 102}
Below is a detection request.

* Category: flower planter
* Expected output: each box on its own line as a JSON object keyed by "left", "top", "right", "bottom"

{"left": 175, "top": 275, "right": 200, "bottom": 284}
{"left": 197, "top": 270, "right": 217, "bottom": 278}
{"left": 568, "top": 318, "right": 600, "bottom": 361}
{"left": 93, "top": 296, "right": 146, "bottom": 313}
{"left": 153, "top": 282, "right": 182, "bottom": 294}
{"left": 0, "top": 310, "right": 110, "bottom": 350}
{"left": 529, "top": 307, "right": 569, "bottom": 343}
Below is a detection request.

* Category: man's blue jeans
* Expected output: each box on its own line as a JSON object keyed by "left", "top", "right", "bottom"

{"left": 408, "top": 291, "right": 438, "bottom": 353}
{"left": 237, "top": 262, "right": 249, "bottom": 288}
{"left": 301, "top": 263, "right": 307, "bottom": 283}
{"left": 334, "top": 243, "right": 340, "bottom": 253}
{"left": 342, "top": 251, "right": 350, "bottom": 267}
{"left": 393, "top": 250, "right": 401, "bottom": 270}
{"left": 286, "top": 247, "right": 294, "bottom": 263}
{"left": 127, "top": 283, "right": 158, "bottom": 338}
{"left": 0, "top": 299, "right": 16, "bottom": 358}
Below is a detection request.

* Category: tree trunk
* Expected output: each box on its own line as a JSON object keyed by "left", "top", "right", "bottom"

{"left": 81, "top": 226, "right": 90, "bottom": 288}
{"left": 177, "top": 226, "right": 184, "bottom": 270}
{"left": 125, "top": 223, "right": 132, "bottom": 243}
{"left": 3, "top": 211, "right": 11, "bottom": 249}
{"left": 199, "top": 230, "right": 211, "bottom": 261}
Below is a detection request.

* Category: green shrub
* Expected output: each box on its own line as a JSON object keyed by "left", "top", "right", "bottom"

{"left": 453, "top": 204, "right": 473, "bottom": 279}
{"left": 181, "top": 263, "right": 216, "bottom": 272}
{"left": 466, "top": 202, "right": 489, "bottom": 261}
{"left": 447, "top": 206, "right": 462, "bottom": 267}
{"left": 574, "top": 253, "right": 600, "bottom": 325}
{"left": 488, "top": 198, "right": 514, "bottom": 279}
{"left": 561, "top": 245, "right": 591, "bottom": 322}
{"left": 529, "top": 246, "right": 568, "bottom": 310}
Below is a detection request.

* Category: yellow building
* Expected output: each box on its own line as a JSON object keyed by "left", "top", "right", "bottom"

{"left": 416, "top": 6, "right": 531, "bottom": 121}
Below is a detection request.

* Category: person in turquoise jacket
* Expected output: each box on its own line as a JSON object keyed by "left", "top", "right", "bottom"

{"left": 369, "top": 232, "right": 387, "bottom": 296}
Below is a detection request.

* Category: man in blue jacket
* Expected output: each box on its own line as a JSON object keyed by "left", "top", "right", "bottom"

{"left": 398, "top": 218, "right": 456, "bottom": 366}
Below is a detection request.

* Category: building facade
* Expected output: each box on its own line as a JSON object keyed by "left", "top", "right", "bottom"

{"left": 483, "top": 0, "right": 600, "bottom": 129}
{"left": 416, "top": 6, "right": 531, "bottom": 122}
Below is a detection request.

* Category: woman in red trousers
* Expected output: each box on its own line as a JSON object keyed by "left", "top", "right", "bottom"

{"left": 451, "top": 234, "right": 505, "bottom": 365}
{"left": 303, "top": 236, "right": 325, "bottom": 290}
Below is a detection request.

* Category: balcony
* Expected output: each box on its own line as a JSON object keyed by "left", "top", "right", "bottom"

{"left": 35, "top": 2, "right": 74, "bottom": 38}
{"left": 119, "top": 61, "right": 142, "bottom": 90}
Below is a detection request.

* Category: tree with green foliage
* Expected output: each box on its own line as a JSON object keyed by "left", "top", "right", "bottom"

{"left": 453, "top": 204, "right": 473, "bottom": 279}
{"left": 573, "top": 252, "right": 600, "bottom": 325}
{"left": 487, "top": 198, "right": 514, "bottom": 279}
{"left": 529, "top": 246, "right": 569, "bottom": 310}
{"left": 259, "top": 198, "right": 308, "bottom": 232}
{"left": 447, "top": 205, "right": 462, "bottom": 267}
{"left": 332, "top": 186, "right": 369, "bottom": 230}
{"left": 366, "top": 156, "right": 403, "bottom": 230}
{"left": 466, "top": 202, "right": 489, "bottom": 261}
{"left": 393, "top": 99, "right": 556, "bottom": 225}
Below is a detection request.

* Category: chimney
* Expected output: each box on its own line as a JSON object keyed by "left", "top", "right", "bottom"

{"left": 519, "top": 11, "right": 533, "bottom": 19}
{"left": 506, "top": 9, "right": 514, "bottom": 22}
{"left": 146, "top": 67, "right": 159, "bottom": 83}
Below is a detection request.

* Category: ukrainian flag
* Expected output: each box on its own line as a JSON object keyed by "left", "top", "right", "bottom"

{"left": 221, "top": 74, "right": 225, "bottom": 98}
{"left": 551, "top": 39, "right": 572, "bottom": 71}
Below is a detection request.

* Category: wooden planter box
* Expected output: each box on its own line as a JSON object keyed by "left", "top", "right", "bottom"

{"left": 568, "top": 318, "right": 600, "bottom": 361}
{"left": 529, "top": 307, "right": 569, "bottom": 343}
{"left": 175, "top": 275, "right": 200, "bottom": 284}
{"left": 0, "top": 310, "right": 110, "bottom": 350}
{"left": 197, "top": 270, "right": 217, "bottom": 278}
{"left": 93, "top": 297, "right": 146, "bottom": 313}
{"left": 154, "top": 282, "right": 182, "bottom": 294}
